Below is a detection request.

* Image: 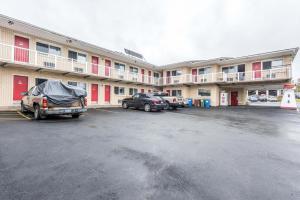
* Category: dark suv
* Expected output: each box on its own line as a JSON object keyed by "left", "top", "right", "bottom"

{"left": 122, "top": 93, "right": 166, "bottom": 112}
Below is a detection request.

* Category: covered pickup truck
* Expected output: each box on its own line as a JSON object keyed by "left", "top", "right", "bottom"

{"left": 21, "top": 80, "right": 87, "bottom": 120}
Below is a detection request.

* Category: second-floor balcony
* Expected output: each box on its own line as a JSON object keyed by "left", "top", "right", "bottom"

{"left": 0, "top": 42, "right": 161, "bottom": 86}
{"left": 162, "top": 66, "right": 291, "bottom": 85}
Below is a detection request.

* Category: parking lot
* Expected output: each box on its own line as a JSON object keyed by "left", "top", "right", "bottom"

{"left": 0, "top": 107, "right": 300, "bottom": 200}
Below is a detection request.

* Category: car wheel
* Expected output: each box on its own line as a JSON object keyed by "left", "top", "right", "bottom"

{"left": 122, "top": 102, "right": 128, "bottom": 109}
{"left": 21, "top": 101, "right": 27, "bottom": 113}
{"left": 165, "top": 102, "right": 170, "bottom": 110}
{"left": 34, "top": 105, "right": 41, "bottom": 120}
{"left": 72, "top": 114, "right": 80, "bottom": 118}
{"left": 144, "top": 104, "right": 151, "bottom": 112}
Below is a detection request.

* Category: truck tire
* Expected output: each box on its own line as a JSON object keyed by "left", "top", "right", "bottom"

{"left": 144, "top": 103, "right": 151, "bottom": 112}
{"left": 34, "top": 104, "right": 42, "bottom": 120}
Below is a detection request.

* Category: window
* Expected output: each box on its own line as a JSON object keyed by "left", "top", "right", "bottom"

{"left": 36, "top": 42, "right": 61, "bottom": 56}
{"left": 129, "top": 88, "right": 138, "bottom": 95}
{"left": 263, "top": 61, "right": 272, "bottom": 70}
{"left": 115, "top": 63, "right": 125, "bottom": 71}
{"left": 171, "top": 70, "right": 182, "bottom": 76}
{"left": 68, "top": 50, "right": 87, "bottom": 63}
{"left": 272, "top": 60, "right": 283, "bottom": 68}
{"left": 198, "top": 89, "right": 211, "bottom": 96}
{"left": 263, "top": 59, "right": 283, "bottom": 70}
{"left": 129, "top": 67, "right": 138, "bottom": 74}
{"left": 171, "top": 90, "right": 182, "bottom": 96}
{"left": 154, "top": 72, "right": 160, "bottom": 78}
{"left": 248, "top": 90, "right": 256, "bottom": 96}
{"left": 114, "top": 86, "right": 125, "bottom": 95}
{"left": 268, "top": 90, "right": 277, "bottom": 96}
{"left": 67, "top": 81, "right": 86, "bottom": 90}
{"left": 198, "top": 67, "right": 212, "bottom": 75}
{"left": 35, "top": 78, "right": 48, "bottom": 86}
{"left": 222, "top": 66, "right": 237, "bottom": 73}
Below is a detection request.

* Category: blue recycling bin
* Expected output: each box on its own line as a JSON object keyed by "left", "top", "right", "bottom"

{"left": 188, "top": 98, "right": 193, "bottom": 108}
{"left": 204, "top": 99, "right": 211, "bottom": 109}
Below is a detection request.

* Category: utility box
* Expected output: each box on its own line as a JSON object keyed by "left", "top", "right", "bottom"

{"left": 220, "top": 92, "right": 228, "bottom": 106}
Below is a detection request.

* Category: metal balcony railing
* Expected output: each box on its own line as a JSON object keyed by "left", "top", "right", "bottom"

{"left": 0, "top": 42, "right": 160, "bottom": 86}
{"left": 161, "top": 66, "right": 291, "bottom": 85}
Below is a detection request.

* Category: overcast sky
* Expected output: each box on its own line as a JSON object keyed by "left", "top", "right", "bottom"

{"left": 0, "top": 0, "right": 300, "bottom": 78}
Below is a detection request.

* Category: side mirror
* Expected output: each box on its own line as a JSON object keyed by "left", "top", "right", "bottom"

{"left": 21, "top": 92, "right": 28, "bottom": 96}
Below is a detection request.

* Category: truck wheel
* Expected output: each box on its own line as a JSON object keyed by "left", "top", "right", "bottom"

{"left": 72, "top": 114, "right": 80, "bottom": 118}
{"left": 144, "top": 104, "right": 151, "bottom": 112}
{"left": 122, "top": 102, "right": 128, "bottom": 109}
{"left": 21, "top": 101, "right": 27, "bottom": 113}
{"left": 34, "top": 105, "right": 41, "bottom": 120}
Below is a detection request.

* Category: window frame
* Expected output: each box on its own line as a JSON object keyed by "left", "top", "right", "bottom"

{"left": 36, "top": 40, "right": 62, "bottom": 56}
{"left": 114, "top": 86, "right": 125, "bottom": 95}
{"left": 197, "top": 88, "right": 211, "bottom": 97}
{"left": 68, "top": 49, "right": 87, "bottom": 63}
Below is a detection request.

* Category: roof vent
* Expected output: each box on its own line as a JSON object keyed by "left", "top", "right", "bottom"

{"left": 8, "top": 20, "right": 14, "bottom": 25}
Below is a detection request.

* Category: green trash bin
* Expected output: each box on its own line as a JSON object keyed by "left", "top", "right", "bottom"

{"left": 200, "top": 99, "right": 204, "bottom": 107}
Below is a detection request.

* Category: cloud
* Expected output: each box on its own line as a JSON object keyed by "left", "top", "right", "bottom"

{"left": 0, "top": 0, "right": 299, "bottom": 78}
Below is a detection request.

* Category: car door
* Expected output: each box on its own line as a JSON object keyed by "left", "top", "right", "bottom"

{"left": 131, "top": 94, "right": 139, "bottom": 108}
{"left": 136, "top": 94, "right": 146, "bottom": 108}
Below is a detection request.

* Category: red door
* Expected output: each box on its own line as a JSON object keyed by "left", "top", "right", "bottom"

{"left": 105, "top": 60, "right": 111, "bottom": 76}
{"left": 13, "top": 75, "right": 28, "bottom": 100}
{"left": 91, "top": 84, "right": 98, "bottom": 102}
{"left": 141, "top": 69, "right": 145, "bottom": 82}
{"left": 166, "top": 90, "right": 170, "bottom": 96}
{"left": 148, "top": 71, "right": 151, "bottom": 83}
{"left": 104, "top": 85, "right": 110, "bottom": 102}
{"left": 192, "top": 69, "right": 197, "bottom": 82}
{"left": 252, "top": 62, "right": 262, "bottom": 79}
{"left": 14, "top": 36, "right": 29, "bottom": 62}
{"left": 166, "top": 71, "right": 171, "bottom": 84}
{"left": 91, "top": 56, "right": 99, "bottom": 74}
{"left": 231, "top": 91, "right": 238, "bottom": 106}
{"left": 141, "top": 88, "right": 144, "bottom": 93}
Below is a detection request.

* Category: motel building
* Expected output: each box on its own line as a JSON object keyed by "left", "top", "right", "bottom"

{"left": 0, "top": 14, "right": 298, "bottom": 110}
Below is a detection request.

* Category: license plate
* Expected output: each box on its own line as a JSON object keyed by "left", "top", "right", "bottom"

{"left": 64, "top": 109, "right": 72, "bottom": 113}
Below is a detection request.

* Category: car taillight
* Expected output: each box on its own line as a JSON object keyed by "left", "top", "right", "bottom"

{"left": 84, "top": 97, "right": 87, "bottom": 106}
{"left": 173, "top": 98, "right": 176, "bottom": 102}
{"left": 42, "top": 97, "right": 48, "bottom": 109}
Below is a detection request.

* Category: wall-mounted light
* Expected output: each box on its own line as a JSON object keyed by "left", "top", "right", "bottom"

{"left": 8, "top": 20, "right": 14, "bottom": 25}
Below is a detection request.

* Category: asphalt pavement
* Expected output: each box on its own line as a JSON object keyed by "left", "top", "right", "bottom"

{"left": 0, "top": 107, "right": 299, "bottom": 200}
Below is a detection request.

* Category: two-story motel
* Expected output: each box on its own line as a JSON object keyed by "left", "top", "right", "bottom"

{"left": 0, "top": 15, "right": 298, "bottom": 109}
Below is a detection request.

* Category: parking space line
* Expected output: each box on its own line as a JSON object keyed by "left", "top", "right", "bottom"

{"left": 17, "top": 111, "right": 32, "bottom": 120}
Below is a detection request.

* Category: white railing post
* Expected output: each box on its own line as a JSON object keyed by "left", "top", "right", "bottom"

{"left": 11, "top": 45, "right": 14, "bottom": 62}
{"left": 35, "top": 51, "right": 37, "bottom": 66}
{"left": 85, "top": 62, "right": 88, "bottom": 74}
{"left": 71, "top": 59, "right": 74, "bottom": 71}
{"left": 53, "top": 55, "right": 57, "bottom": 69}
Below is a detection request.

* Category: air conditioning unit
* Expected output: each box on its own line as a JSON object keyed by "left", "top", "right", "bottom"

{"left": 74, "top": 67, "right": 84, "bottom": 73}
{"left": 43, "top": 62, "right": 55, "bottom": 68}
